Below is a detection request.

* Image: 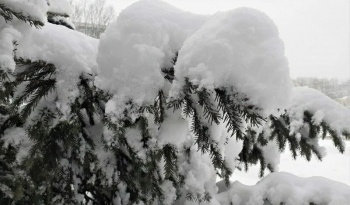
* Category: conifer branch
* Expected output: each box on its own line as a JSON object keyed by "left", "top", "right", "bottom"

{"left": 214, "top": 88, "right": 243, "bottom": 137}
{"left": 197, "top": 88, "right": 221, "bottom": 125}
{"left": 161, "top": 52, "right": 177, "bottom": 83}
{"left": 162, "top": 144, "right": 178, "bottom": 179}
{"left": 153, "top": 90, "right": 166, "bottom": 124}
{"left": 0, "top": 4, "right": 44, "bottom": 28}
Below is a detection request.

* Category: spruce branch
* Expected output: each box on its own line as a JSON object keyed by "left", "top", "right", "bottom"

{"left": 11, "top": 59, "right": 56, "bottom": 119}
{"left": 153, "top": 90, "right": 166, "bottom": 124}
{"left": 162, "top": 144, "right": 178, "bottom": 179}
{"left": 197, "top": 88, "right": 221, "bottom": 125}
{"left": 0, "top": 3, "right": 44, "bottom": 28}
{"left": 269, "top": 115, "right": 289, "bottom": 152}
{"left": 17, "top": 79, "right": 56, "bottom": 119}
{"left": 161, "top": 52, "right": 177, "bottom": 83}
{"left": 214, "top": 88, "right": 243, "bottom": 137}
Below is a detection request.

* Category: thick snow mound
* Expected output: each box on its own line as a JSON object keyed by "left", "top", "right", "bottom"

{"left": 96, "top": 0, "right": 206, "bottom": 118}
{"left": 219, "top": 172, "right": 350, "bottom": 205}
{"left": 170, "top": 8, "right": 292, "bottom": 111}
{"left": 0, "top": 24, "right": 21, "bottom": 72}
{"left": 0, "top": 0, "right": 48, "bottom": 23}
{"left": 290, "top": 87, "right": 350, "bottom": 135}
{"left": 15, "top": 23, "right": 98, "bottom": 115}
{"left": 16, "top": 23, "right": 98, "bottom": 74}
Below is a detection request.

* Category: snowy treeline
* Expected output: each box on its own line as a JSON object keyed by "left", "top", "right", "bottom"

{"left": 0, "top": 0, "right": 350, "bottom": 205}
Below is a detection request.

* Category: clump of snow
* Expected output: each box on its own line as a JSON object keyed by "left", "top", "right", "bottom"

{"left": 2, "top": 127, "right": 32, "bottom": 162}
{"left": 218, "top": 172, "right": 350, "bottom": 205}
{"left": 47, "top": 0, "right": 72, "bottom": 16}
{"left": 179, "top": 146, "right": 218, "bottom": 200}
{"left": 16, "top": 23, "right": 97, "bottom": 74}
{"left": 170, "top": 8, "right": 292, "bottom": 112}
{"left": 260, "top": 140, "right": 280, "bottom": 171}
{"left": 0, "top": 0, "right": 48, "bottom": 23}
{"left": 160, "top": 180, "right": 177, "bottom": 205}
{"left": 125, "top": 128, "right": 147, "bottom": 161}
{"left": 2, "top": 127, "right": 27, "bottom": 148}
{"left": 0, "top": 25, "right": 21, "bottom": 72}
{"left": 222, "top": 128, "right": 243, "bottom": 171}
{"left": 15, "top": 23, "right": 98, "bottom": 116}
{"left": 289, "top": 87, "right": 350, "bottom": 135}
{"left": 96, "top": 0, "right": 206, "bottom": 119}
{"left": 157, "top": 109, "right": 190, "bottom": 147}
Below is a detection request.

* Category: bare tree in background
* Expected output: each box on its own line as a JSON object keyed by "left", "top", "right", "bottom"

{"left": 69, "top": 0, "right": 115, "bottom": 38}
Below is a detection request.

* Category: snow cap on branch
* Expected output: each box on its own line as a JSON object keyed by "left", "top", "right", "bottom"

{"left": 96, "top": 0, "right": 206, "bottom": 118}
{"left": 0, "top": 0, "right": 49, "bottom": 23}
{"left": 0, "top": 25, "right": 21, "bottom": 72}
{"left": 15, "top": 24, "right": 98, "bottom": 116}
{"left": 289, "top": 87, "right": 350, "bottom": 135}
{"left": 171, "top": 8, "right": 292, "bottom": 111}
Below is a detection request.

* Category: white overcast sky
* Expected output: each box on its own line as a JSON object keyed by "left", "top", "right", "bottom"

{"left": 106, "top": 0, "right": 350, "bottom": 80}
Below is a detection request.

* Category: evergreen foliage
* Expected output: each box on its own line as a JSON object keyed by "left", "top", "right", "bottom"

{"left": 46, "top": 0, "right": 74, "bottom": 30}
{"left": 47, "top": 12, "right": 74, "bottom": 30}
{"left": 0, "top": 3, "right": 349, "bottom": 205}
{"left": 0, "top": 3, "right": 44, "bottom": 28}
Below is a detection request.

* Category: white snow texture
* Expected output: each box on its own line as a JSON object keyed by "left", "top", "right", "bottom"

{"left": 95, "top": 1, "right": 350, "bottom": 204}
{"left": 1, "top": 0, "right": 350, "bottom": 204}
{"left": 218, "top": 172, "right": 350, "bottom": 205}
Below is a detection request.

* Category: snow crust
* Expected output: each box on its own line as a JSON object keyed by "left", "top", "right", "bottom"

{"left": 218, "top": 172, "right": 350, "bottom": 205}
{"left": 170, "top": 8, "right": 292, "bottom": 111}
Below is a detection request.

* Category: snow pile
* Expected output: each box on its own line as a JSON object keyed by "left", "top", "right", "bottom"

{"left": 179, "top": 146, "right": 218, "bottom": 201}
{"left": 96, "top": 0, "right": 206, "bottom": 119}
{"left": 0, "top": 24, "right": 21, "bottom": 72}
{"left": 15, "top": 23, "right": 98, "bottom": 116}
{"left": 48, "top": 0, "right": 72, "bottom": 16}
{"left": 289, "top": 87, "right": 350, "bottom": 135}
{"left": 95, "top": 2, "right": 298, "bottom": 198}
{"left": 2, "top": 127, "right": 31, "bottom": 162}
{"left": 0, "top": 0, "right": 48, "bottom": 23}
{"left": 218, "top": 172, "right": 350, "bottom": 205}
{"left": 157, "top": 109, "right": 190, "bottom": 147}
{"left": 170, "top": 8, "right": 292, "bottom": 111}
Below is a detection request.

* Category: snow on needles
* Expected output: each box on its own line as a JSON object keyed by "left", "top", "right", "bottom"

{"left": 0, "top": 23, "right": 21, "bottom": 72}
{"left": 290, "top": 87, "right": 350, "bottom": 135}
{"left": 0, "top": 0, "right": 48, "bottom": 23}
{"left": 97, "top": 0, "right": 292, "bottom": 120}
{"left": 96, "top": 0, "right": 207, "bottom": 119}
{"left": 171, "top": 8, "right": 292, "bottom": 112}
{"left": 15, "top": 23, "right": 98, "bottom": 116}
